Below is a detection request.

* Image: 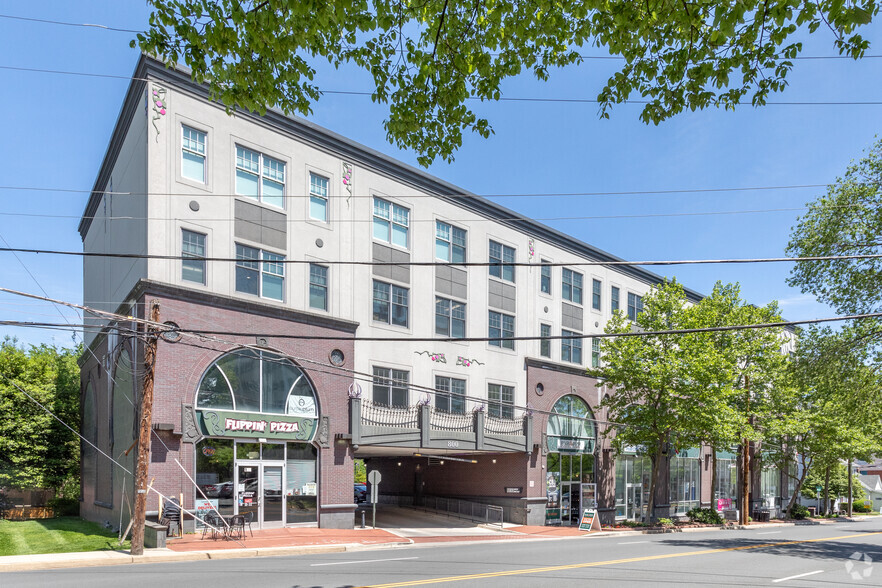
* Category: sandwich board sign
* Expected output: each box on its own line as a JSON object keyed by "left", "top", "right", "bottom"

{"left": 579, "top": 508, "right": 601, "bottom": 532}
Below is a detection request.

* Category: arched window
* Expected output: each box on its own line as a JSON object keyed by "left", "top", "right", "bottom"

{"left": 196, "top": 349, "right": 317, "bottom": 417}
{"left": 546, "top": 395, "right": 596, "bottom": 452}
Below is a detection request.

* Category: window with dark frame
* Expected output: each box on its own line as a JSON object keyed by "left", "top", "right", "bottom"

{"left": 627, "top": 292, "right": 644, "bottom": 321}
{"left": 235, "top": 243, "right": 284, "bottom": 301}
{"left": 309, "top": 263, "right": 328, "bottom": 311}
{"left": 540, "top": 261, "right": 552, "bottom": 295}
{"left": 611, "top": 286, "right": 620, "bottom": 312}
{"left": 592, "top": 279, "right": 602, "bottom": 310}
{"left": 592, "top": 338, "right": 601, "bottom": 368}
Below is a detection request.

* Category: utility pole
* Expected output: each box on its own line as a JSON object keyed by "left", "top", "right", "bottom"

{"left": 131, "top": 300, "right": 160, "bottom": 556}
{"left": 847, "top": 458, "right": 853, "bottom": 517}
{"left": 740, "top": 375, "right": 750, "bottom": 526}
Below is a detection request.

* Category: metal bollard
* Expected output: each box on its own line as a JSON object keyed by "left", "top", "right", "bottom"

{"left": 361, "top": 510, "right": 366, "bottom": 529}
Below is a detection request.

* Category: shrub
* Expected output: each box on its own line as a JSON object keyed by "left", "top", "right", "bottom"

{"left": 789, "top": 504, "right": 810, "bottom": 520}
{"left": 853, "top": 501, "right": 872, "bottom": 513}
{"left": 48, "top": 497, "right": 79, "bottom": 517}
{"left": 686, "top": 507, "right": 723, "bottom": 525}
{"left": 657, "top": 518, "right": 674, "bottom": 527}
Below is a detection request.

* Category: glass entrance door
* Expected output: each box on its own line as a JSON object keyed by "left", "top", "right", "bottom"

{"left": 626, "top": 484, "right": 643, "bottom": 521}
{"left": 237, "top": 463, "right": 285, "bottom": 528}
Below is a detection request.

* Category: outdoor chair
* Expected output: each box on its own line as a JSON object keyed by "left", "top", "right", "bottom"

{"left": 242, "top": 510, "right": 255, "bottom": 537}
{"left": 201, "top": 512, "right": 225, "bottom": 540}
{"left": 229, "top": 514, "right": 246, "bottom": 541}
{"left": 162, "top": 498, "right": 181, "bottom": 538}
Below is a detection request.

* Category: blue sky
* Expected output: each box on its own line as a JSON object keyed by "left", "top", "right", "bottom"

{"left": 1, "top": 2, "right": 880, "bottom": 348}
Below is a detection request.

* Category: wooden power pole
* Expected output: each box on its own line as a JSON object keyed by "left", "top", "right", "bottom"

{"left": 131, "top": 300, "right": 160, "bottom": 556}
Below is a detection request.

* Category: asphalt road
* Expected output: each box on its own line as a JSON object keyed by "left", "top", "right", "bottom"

{"left": 5, "top": 519, "right": 882, "bottom": 587}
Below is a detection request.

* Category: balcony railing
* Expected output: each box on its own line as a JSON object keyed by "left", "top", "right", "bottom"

{"left": 349, "top": 397, "right": 532, "bottom": 453}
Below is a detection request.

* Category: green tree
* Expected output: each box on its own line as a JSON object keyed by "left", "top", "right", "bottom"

{"left": 135, "top": 1, "right": 878, "bottom": 165}
{"left": 0, "top": 338, "right": 82, "bottom": 496}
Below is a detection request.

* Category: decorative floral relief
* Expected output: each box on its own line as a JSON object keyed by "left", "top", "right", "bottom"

{"left": 150, "top": 85, "right": 167, "bottom": 142}
{"left": 415, "top": 350, "right": 446, "bottom": 363}
{"left": 528, "top": 239, "right": 535, "bottom": 260}
{"left": 342, "top": 162, "right": 353, "bottom": 205}
{"left": 456, "top": 356, "right": 484, "bottom": 367}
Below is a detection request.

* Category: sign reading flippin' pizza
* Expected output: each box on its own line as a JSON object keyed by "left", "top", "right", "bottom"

{"left": 195, "top": 409, "right": 316, "bottom": 442}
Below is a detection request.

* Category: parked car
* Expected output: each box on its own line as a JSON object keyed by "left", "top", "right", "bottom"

{"left": 354, "top": 483, "right": 367, "bottom": 503}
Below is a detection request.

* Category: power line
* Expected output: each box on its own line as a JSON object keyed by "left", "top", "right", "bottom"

{"left": 2, "top": 247, "right": 880, "bottom": 267}
{"left": 0, "top": 13, "right": 141, "bottom": 33}
{"left": 0, "top": 182, "right": 829, "bottom": 199}
{"left": 3, "top": 64, "right": 881, "bottom": 106}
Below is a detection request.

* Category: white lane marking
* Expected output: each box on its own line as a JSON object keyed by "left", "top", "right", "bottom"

{"left": 311, "top": 556, "right": 419, "bottom": 567}
{"left": 618, "top": 540, "right": 650, "bottom": 544}
{"left": 772, "top": 570, "right": 825, "bottom": 583}
{"left": 757, "top": 531, "right": 782, "bottom": 535}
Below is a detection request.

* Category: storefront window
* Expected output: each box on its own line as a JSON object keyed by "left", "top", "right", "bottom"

{"left": 615, "top": 453, "right": 650, "bottom": 520}
{"left": 545, "top": 395, "right": 596, "bottom": 525}
{"left": 761, "top": 464, "right": 780, "bottom": 509}
{"left": 715, "top": 451, "right": 738, "bottom": 510}
{"left": 669, "top": 450, "right": 700, "bottom": 515}
{"left": 195, "top": 439, "right": 235, "bottom": 522}
{"left": 196, "top": 349, "right": 317, "bottom": 417}
{"left": 286, "top": 443, "right": 317, "bottom": 523}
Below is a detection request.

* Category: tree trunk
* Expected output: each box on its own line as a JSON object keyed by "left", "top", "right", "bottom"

{"left": 847, "top": 459, "right": 853, "bottom": 517}
{"left": 710, "top": 446, "right": 718, "bottom": 512}
{"left": 785, "top": 454, "right": 811, "bottom": 518}
{"left": 741, "top": 437, "right": 750, "bottom": 525}
{"left": 647, "top": 443, "right": 664, "bottom": 524}
{"left": 823, "top": 464, "right": 831, "bottom": 515}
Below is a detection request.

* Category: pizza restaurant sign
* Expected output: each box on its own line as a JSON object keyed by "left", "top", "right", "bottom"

{"left": 196, "top": 409, "right": 316, "bottom": 441}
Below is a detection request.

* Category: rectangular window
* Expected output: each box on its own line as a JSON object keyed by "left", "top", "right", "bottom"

{"left": 540, "top": 323, "right": 551, "bottom": 358}
{"left": 540, "top": 261, "right": 552, "bottom": 295}
{"left": 435, "top": 376, "right": 466, "bottom": 413}
{"left": 592, "top": 279, "right": 602, "bottom": 310}
{"left": 435, "top": 220, "right": 467, "bottom": 263}
{"left": 235, "top": 244, "right": 285, "bottom": 301}
{"left": 309, "top": 263, "right": 328, "bottom": 311}
{"left": 561, "top": 329, "right": 582, "bottom": 364}
{"left": 562, "top": 269, "right": 583, "bottom": 304}
{"left": 627, "top": 292, "right": 644, "bottom": 321}
{"left": 435, "top": 297, "right": 466, "bottom": 338}
{"left": 611, "top": 286, "right": 620, "bottom": 312}
{"left": 309, "top": 173, "right": 329, "bottom": 221}
{"left": 372, "top": 367, "right": 409, "bottom": 407}
{"left": 488, "top": 310, "right": 515, "bottom": 350}
{"left": 373, "top": 197, "right": 409, "bottom": 248}
{"left": 489, "top": 240, "right": 516, "bottom": 282}
{"left": 373, "top": 280, "right": 409, "bottom": 327}
{"left": 488, "top": 383, "right": 514, "bottom": 420}
{"left": 235, "top": 146, "right": 286, "bottom": 208}
{"left": 181, "top": 229, "right": 206, "bottom": 284}
{"left": 181, "top": 126, "right": 206, "bottom": 182}
{"left": 591, "top": 338, "right": 601, "bottom": 368}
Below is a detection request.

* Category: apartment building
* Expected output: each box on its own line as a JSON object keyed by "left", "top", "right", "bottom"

{"left": 78, "top": 54, "right": 787, "bottom": 532}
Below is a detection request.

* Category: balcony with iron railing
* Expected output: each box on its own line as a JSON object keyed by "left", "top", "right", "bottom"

{"left": 349, "top": 398, "right": 532, "bottom": 453}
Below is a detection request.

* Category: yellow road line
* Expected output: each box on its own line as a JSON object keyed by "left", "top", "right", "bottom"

{"left": 359, "top": 531, "right": 882, "bottom": 588}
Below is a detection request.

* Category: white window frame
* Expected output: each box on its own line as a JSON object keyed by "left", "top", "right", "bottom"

{"left": 539, "top": 323, "right": 552, "bottom": 358}
{"left": 611, "top": 285, "right": 621, "bottom": 312}
{"left": 489, "top": 310, "right": 515, "bottom": 351}
{"left": 181, "top": 125, "right": 207, "bottom": 183}
{"left": 488, "top": 383, "right": 514, "bottom": 419}
{"left": 308, "top": 263, "right": 329, "bottom": 311}
{"left": 234, "top": 145, "right": 286, "bottom": 209}
{"left": 309, "top": 172, "right": 330, "bottom": 222}
{"left": 234, "top": 243, "right": 285, "bottom": 301}
{"left": 561, "top": 329, "right": 582, "bottom": 364}
{"left": 627, "top": 292, "right": 644, "bottom": 321}
{"left": 592, "top": 278, "right": 602, "bottom": 311}
{"left": 181, "top": 229, "right": 206, "bottom": 284}
{"left": 373, "top": 280, "right": 409, "bottom": 328}
{"left": 489, "top": 240, "right": 516, "bottom": 282}
{"left": 435, "top": 376, "right": 466, "bottom": 413}
{"left": 591, "top": 338, "right": 601, "bottom": 368}
{"left": 372, "top": 366, "right": 409, "bottom": 407}
{"left": 435, "top": 297, "right": 466, "bottom": 338}
{"left": 373, "top": 196, "right": 410, "bottom": 249}
{"left": 540, "top": 261, "right": 552, "bottom": 295}
{"left": 435, "top": 220, "right": 467, "bottom": 263}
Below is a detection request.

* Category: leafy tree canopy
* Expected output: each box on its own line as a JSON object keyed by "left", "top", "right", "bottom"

{"left": 0, "top": 337, "right": 82, "bottom": 494}
{"left": 135, "top": 0, "right": 878, "bottom": 165}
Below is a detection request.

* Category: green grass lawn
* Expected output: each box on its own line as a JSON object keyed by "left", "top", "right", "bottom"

{"left": 0, "top": 517, "right": 130, "bottom": 556}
